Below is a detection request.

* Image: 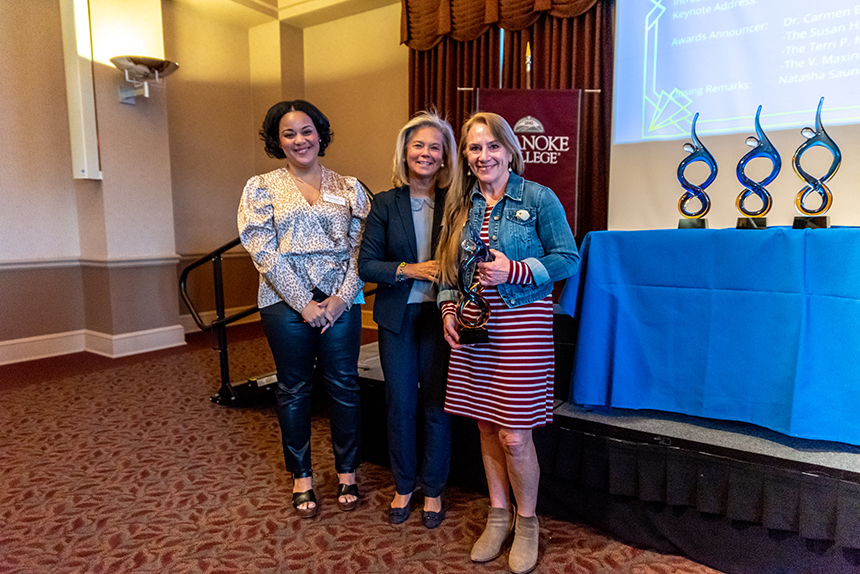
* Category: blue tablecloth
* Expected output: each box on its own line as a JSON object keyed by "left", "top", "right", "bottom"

{"left": 559, "top": 227, "right": 860, "bottom": 446}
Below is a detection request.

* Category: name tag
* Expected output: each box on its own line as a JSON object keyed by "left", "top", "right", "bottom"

{"left": 323, "top": 193, "right": 346, "bottom": 206}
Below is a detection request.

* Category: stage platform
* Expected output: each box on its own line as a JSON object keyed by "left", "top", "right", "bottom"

{"left": 357, "top": 340, "right": 860, "bottom": 574}
{"left": 554, "top": 402, "right": 860, "bottom": 478}
{"left": 359, "top": 340, "right": 860, "bottom": 478}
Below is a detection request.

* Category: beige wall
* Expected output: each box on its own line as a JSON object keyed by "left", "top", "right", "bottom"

{"left": 304, "top": 3, "right": 408, "bottom": 194}
{"left": 163, "top": 0, "right": 262, "bottom": 255}
{"left": 163, "top": 1, "right": 406, "bottom": 260}
{"left": 249, "top": 21, "right": 292, "bottom": 177}
{"left": 0, "top": 0, "right": 405, "bottom": 363}
{"left": 0, "top": 1, "right": 81, "bottom": 262}
{"left": 88, "top": 0, "right": 178, "bottom": 261}
{"left": 0, "top": 266, "right": 85, "bottom": 341}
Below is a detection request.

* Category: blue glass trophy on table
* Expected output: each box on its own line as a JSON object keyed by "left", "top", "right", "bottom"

{"left": 735, "top": 105, "right": 780, "bottom": 230}
{"left": 792, "top": 97, "right": 841, "bottom": 229}
{"left": 677, "top": 113, "right": 717, "bottom": 229}
{"left": 456, "top": 222, "right": 491, "bottom": 345}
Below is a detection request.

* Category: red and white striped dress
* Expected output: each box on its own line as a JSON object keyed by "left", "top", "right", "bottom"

{"left": 441, "top": 205, "right": 554, "bottom": 429}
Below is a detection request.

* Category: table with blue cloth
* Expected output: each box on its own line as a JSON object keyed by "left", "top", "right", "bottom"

{"left": 558, "top": 227, "right": 860, "bottom": 446}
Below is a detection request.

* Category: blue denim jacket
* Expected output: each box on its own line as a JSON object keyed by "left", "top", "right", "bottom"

{"left": 439, "top": 172, "right": 580, "bottom": 309}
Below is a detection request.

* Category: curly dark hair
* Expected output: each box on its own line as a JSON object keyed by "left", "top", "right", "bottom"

{"left": 259, "top": 100, "right": 333, "bottom": 159}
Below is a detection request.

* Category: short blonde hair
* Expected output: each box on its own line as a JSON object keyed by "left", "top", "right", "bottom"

{"left": 392, "top": 110, "right": 458, "bottom": 188}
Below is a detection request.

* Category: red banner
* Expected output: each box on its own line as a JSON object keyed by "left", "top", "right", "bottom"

{"left": 476, "top": 89, "right": 582, "bottom": 237}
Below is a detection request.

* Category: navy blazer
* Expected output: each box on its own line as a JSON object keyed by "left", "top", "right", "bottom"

{"left": 358, "top": 185, "right": 447, "bottom": 334}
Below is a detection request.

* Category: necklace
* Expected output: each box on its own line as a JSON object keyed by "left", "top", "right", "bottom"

{"left": 289, "top": 165, "right": 321, "bottom": 188}
{"left": 410, "top": 196, "right": 434, "bottom": 211}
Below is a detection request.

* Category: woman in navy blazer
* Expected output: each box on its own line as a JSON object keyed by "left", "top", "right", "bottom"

{"left": 358, "top": 111, "right": 457, "bottom": 528}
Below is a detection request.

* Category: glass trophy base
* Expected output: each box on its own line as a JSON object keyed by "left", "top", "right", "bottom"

{"left": 459, "top": 327, "right": 489, "bottom": 345}
{"left": 736, "top": 217, "right": 767, "bottom": 230}
{"left": 678, "top": 218, "right": 708, "bottom": 229}
{"left": 793, "top": 216, "right": 830, "bottom": 229}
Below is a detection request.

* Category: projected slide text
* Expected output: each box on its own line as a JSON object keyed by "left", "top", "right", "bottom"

{"left": 614, "top": 0, "right": 860, "bottom": 144}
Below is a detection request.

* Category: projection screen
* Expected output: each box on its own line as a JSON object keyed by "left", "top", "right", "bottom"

{"left": 609, "top": 0, "right": 860, "bottom": 229}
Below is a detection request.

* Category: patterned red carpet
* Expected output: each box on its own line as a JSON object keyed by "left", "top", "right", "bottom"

{"left": 0, "top": 324, "right": 723, "bottom": 573}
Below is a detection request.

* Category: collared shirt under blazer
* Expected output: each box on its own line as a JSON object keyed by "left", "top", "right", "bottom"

{"left": 358, "top": 185, "right": 447, "bottom": 334}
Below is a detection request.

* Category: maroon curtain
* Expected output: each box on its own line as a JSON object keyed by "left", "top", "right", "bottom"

{"left": 409, "top": 29, "right": 501, "bottom": 137}
{"left": 406, "top": 0, "right": 613, "bottom": 242}
{"left": 402, "top": 0, "right": 600, "bottom": 50}
{"left": 504, "top": 2, "right": 614, "bottom": 241}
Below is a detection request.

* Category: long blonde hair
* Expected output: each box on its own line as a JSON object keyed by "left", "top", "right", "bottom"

{"left": 437, "top": 112, "right": 525, "bottom": 286}
{"left": 391, "top": 110, "right": 457, "bottom": 188}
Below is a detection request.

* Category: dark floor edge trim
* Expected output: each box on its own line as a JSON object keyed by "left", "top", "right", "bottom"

{"left": 551, "top": 411, "right": 860, "bottom": 484}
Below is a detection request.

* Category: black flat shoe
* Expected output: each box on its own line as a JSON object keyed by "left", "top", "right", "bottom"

{"left": 337, "top": 483, "right": 360, "bottom": 511}
{"left": 422, "top": 506, "right": 445, "bottom": 529}
{"left": 292, "top": 489, "right": 319, "bottom": 518}
{"left": 389, "top": 502, "right": 412, "bottom": 524}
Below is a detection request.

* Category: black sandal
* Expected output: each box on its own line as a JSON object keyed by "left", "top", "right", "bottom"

{"left": 336, "top": 483, "right": 359, "bottom": 512}
{"left": 292, "top": 489, "right": 319, "bottom": 518}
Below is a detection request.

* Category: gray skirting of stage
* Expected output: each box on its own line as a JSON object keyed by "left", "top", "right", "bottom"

{"left": 357, "top": 341, "right": 860, "bottom": 574}
{"left": 541, "top": 403, "right": 860, "bottom": 574}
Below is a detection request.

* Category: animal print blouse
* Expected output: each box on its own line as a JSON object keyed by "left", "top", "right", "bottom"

{"left": 238, "top": 166, "right": 370, "bottom": 314}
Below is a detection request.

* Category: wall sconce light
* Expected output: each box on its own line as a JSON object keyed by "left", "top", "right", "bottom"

{"left": 110, "top": 55, "right": 179, "bottom": 105}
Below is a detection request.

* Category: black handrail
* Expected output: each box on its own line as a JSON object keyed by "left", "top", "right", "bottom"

{"left": 179, "top": 236, "right": 259, "bottom": 405}
{"left": 179, "top": 237, "right": 259, "bottom": 332}
{"left": 179, "top": 235, "right": 377, "bottom": 406}
{"left": 180, "top": 182, "right": 374, "bottom": 332}
{"left": 180, "top": 182, "right": 375, "bottom": 405}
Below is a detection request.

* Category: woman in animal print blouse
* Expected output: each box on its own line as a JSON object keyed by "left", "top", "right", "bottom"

{"left": 238, "top": 100, "right": 370, "bottom": 518}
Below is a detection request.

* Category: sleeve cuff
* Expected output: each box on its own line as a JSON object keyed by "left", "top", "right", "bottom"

{"left": 437, "top": 288, "right": 459, "bottom": 308}
{"left": 522, "top": 257, "right": 550, "bottom": 285}
{"left": 507, "top": 260, "right": 535, "bottom": 284}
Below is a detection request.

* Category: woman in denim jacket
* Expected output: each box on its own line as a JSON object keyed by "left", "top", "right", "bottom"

{"left": 436, "top": 112, "right": 579, "bottom": 574}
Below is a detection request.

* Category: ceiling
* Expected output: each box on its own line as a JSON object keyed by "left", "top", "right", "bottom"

{"left": 170, "top": 0, "right": 399, "bottom": 29}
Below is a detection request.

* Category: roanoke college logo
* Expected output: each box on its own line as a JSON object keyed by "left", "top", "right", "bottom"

{"left": 513, "top": 115, "right": 569, "bottom": 165}
{"left": 513, "top": 116, "right": 544, "bottom": 133}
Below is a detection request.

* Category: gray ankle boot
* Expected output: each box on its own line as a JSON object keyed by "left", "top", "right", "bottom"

{"left": 508, "top": 514, "right": 540, "bottom": 574}
{"left": 470, "top": 506, "right": 514, "bottom": 562}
